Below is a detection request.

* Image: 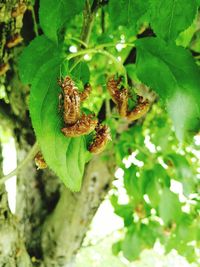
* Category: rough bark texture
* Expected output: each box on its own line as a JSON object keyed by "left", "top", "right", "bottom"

{"left": 0, "top": 141, "right": 32, "bottom": 267}
{"left": 42, "top": 156, "right": 113, "bottom": 266}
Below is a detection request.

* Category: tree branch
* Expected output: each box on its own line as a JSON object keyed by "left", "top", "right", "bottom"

{"left": 80, "top": 0, "right": 101, "bottom": 45}
{"left": 0, "top": 142, "right": 39, "bottom": 186}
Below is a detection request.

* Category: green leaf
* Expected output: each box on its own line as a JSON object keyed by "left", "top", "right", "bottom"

{"left": 176, "top": 18, "right": 197, "bottom": 48}
{"left": 143, "top": 170, "right": 160, "bottom": 207}
{"left": 39, "top": 0, "right": 85, "bottom": 42}
{"left": 159, "top": 187, "right": 182, "bottom": 224}
{"left": 30, "top": 58, "right": 88, "bottom": 191}
{"left": 112, "top": 241, "right": 122, "bottom": 256}
{"left": 166, "top": 154, "right": 192, "bottom": 179}
{"left": 140, "top": 222, "right": 159, "bottom": 248}
{"left": 71, "top": 61, "right": 90, "bottom": 85}
{"left": 110, "top": 195, "right": 133, "bottom": 226}
{"left": 124, "top": 166, "right": 143, "bottom": 204}
{"left": 196, "top": 0, "right": 200, "bottom": 6}
{"left": 126, "top": 64, "right": 140, "bottom": 83}
{"left": 149, "top": 0, "right": 197, "bottom": 42}
{"left": 122, "top": 231, "right": 141, "bottom": 261}
{"left": 108, "top": 0, "right": 148, "bottom": 30}
{"left": 136, "top": 37, "right": 200, "bottom": 141}
{"left": 165, "top": 154, "right": 195, "bottom": 195}
{"left": 19, "top": 35, "right": 60, "bottom": 84}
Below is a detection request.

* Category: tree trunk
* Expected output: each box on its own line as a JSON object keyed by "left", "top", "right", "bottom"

{"left": 15, "top": 139, "right": 113, "bottom": 267}
{"left": 41, "top": 156, "right": 113, "bottom": 266}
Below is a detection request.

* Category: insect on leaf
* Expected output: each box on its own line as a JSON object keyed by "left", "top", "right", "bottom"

{"left": 30, "top": 58, "right": 89, "bottom": 191}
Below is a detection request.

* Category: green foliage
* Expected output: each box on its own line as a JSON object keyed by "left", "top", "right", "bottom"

{"left": 29, "top": 59, "right": 88, "bottom": 191}
{"left": 159, "top": 187, "right": 182, "bottom": 224}
{"left": 136, "top": 37, "right": 200, "bottom": 141}
{"left": 108, "top": 0, "right": 148, "bottom": 32}
{"left": 39, "top": 0, "right": 85, "bottom": 42}
{"left": 19, "top": 9, "right": 89, "bottom": 191}
{"left": 112, "top": 104, "right": 200, "bottom": 263}
{"left": 19, "top": 35, "right": 60, "bottom": 84}
{"left": 149, "top": 0, "right": 197, "bottom": 42}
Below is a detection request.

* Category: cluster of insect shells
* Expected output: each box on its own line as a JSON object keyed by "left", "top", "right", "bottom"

{"left": 35, "top": 75, "right": 150, "bottom": 169}
{"left": 58, "top": 76, "right": 111, "bottom": 155}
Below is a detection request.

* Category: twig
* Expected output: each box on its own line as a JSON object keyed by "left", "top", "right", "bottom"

{"left": 66, "top": 37, "right": 88, "bottom": 48}
{"left": 0, "top": 142, "right": 39, "bottom": 185}
{"left": 67, "top": 48, "right": 128, "bottom": 85}
{"left": 80, "top": 0, "right": 101, "bottom": 45}
{"left": 30, "top": 6, "right": 39, "bottom": 37}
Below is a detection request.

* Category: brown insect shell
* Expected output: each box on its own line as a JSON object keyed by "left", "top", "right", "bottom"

{"left": 0, "top": 63, "right": 9, "bottom": 76}
{"left": 61, "top": 114, "right": 98, "bottom": 137}
{"left": 35, "top": 152, "right": 47, "bottom": 170}
{"left": 127, "top": 97, "right": 150, "bottom": 121}
{"left": 59, "top": 76, "right": 81, "bottom": 125}
{"left": 88, "top": 124, "right": 111, "bottom": 154}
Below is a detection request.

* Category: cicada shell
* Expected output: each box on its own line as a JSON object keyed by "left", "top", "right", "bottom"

{"left": 58, "top": 76, "right": 81, "bottom": 125}
{"left": 88, "top": 124, "right": 111, "bottom": 154}
{"left": 61, "top": 114, "right": 98, "bottom": 137}
{"left": 127, "top": 96, "right": 150, "bottom": 121}
{"left": 107, "top": 76, "right": 150, "bottom": 121}
{"left": 107, "top": 76, "right": 128, "bottom": 117}
{"left": 80, "top": 83, "right": 92, "bottom": 101}
{"left": 35, "top": 152, "right": 47, "bottom": 170}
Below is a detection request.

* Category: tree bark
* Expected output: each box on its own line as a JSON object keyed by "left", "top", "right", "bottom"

{"left": 41, "top": 155, "right": 114, "bottom": 266}
{"left": 0, "top": 140, "right": 33, "bottom": 267}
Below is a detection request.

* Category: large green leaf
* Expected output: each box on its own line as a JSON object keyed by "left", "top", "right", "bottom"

{"left": 39, "top": 0, "right": 85, "bottom": 42}
{"left": 159, "top": 187, "right": 182, "bottom": 224}
{"left": 108, "top": 0, "right": 148, "bottom": 30}
{"left": 149, "top": 0, "right": 197, "bottom": 42}
{"left": 30, "top": 59, "right": 88, "bottom": 191}
{"left": 19, "top": 35, "right": 89, "bottom": 191}
{"left": 18, "top": 35, "right": 60, "bottom": 85}
{"left": 136, "top": 37, "right": 200, "bottom": 141}
{"left": 124, "top": 166, "right": 142, "bottom": 203}
{"left": 122, "top": 230, "right": 141, "bottom": 261}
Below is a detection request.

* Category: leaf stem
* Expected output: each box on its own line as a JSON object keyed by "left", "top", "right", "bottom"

{"left": 30, "top": 6, "right": 39, "bottom": 37}
{"left": 0, "top": 142, "right": 39, "bottom": 186}
{"left": 66, "top": 37, "right": 88, "bottom": 48}
{"left": 95, "top": 42, "right": 135, "bottom": 50}
{"left": 67, "top": 48, "right": 128, "bottom": 86}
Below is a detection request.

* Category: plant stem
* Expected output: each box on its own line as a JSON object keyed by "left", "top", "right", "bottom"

{"left": 67, "top": 48, "right": 128, "bottom": 86}
{"left": 80, "top": 0, "right": 94, "bottom": 45}
{"left": 95, "top": 42, "right": 135, "bottom": 49}
{"left": 0, "top": 142, "right": 39, "bottom": 185}
{"left": 66, "top": 37, "right": 88, "bottom": 48}
{"left": 30, "top": 6, "right": 39, "bottom": 37}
